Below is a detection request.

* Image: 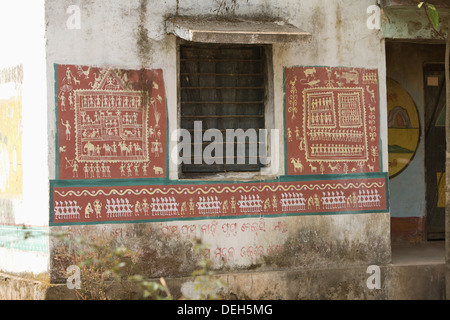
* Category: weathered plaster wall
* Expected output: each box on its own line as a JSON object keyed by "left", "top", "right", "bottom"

{"left": 382, "top": 6, "right": 450, "bottom": 40}
{"left": 0, "top": 0, "right": 49, "bottom": 275}
{"left": 45, "top": 0, "right": 391, "bottom": 284}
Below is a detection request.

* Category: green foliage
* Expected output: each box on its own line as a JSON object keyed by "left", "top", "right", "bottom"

{"left": 189, "top": 238, "right": 227, "bottom": 300}
{"left": 418, "top": 2, "right": 440, "bottom": 32}
{"left": 52, "top": 230, "right": 226, "bottom": 300}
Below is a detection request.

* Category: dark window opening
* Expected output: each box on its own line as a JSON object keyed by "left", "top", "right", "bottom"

{"left": 179, "top": 44, "right": 268, "bottom": 177}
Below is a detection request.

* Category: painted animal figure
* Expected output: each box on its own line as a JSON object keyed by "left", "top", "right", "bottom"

{"left": 103, "top": 144, "right": 112, "bottom": 156}
{"left": 328, "top": 163, "right": 340, "bottom": 173}
{"left": 123, "top": 129, "right": 135, "bottom": 137}
{"left": 305, "top": 79, "right": 320, "bottom": 87}
{"left": 309, "top": 163, "right": 317, "bottom": 173}
{"left": 134, "top": 144, "right": 143, "bottom": 155}
{"left": 342, "top": 71, "right": 358, "bottom": 84}
{"left": 89, "top": 73, "right": 102, "bottom": 89}
{"left": 291, "top": 158, "right": 303, "bottom": 173}
{"left": 77, "top": 66, "right": 91, "bottom": 79}
{"left": 304, "top": 67, "right": 316, "bottom": 78}
{"left": 366, "top": 86, "right": 376, "bottom": 102}
{"left": 118, "top": 141, "right": 131, "bottom": 156}
{"left": 153, "top": 166, "right": 163, "bottom": 175}
{"left": 84, "top": 142, "right": 95, "bottom": 156}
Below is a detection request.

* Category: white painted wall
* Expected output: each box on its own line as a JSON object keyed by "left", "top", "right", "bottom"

{"left": 44, "top": 0, "right": 391, "bottom": 271}
{"left": 0, "top": 0, "right": 49, "bottom": 275}
{"left": 45, "top": 0, "right": 388, "bottom": 177}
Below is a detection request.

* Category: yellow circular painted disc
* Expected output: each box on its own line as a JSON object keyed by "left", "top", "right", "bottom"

{"left": 387, "top": 78, "right": 420, "bottom": 178}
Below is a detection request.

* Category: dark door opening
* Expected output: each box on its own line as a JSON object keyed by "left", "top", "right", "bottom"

{"left": 424, "top": 63, "right": 446, "bottom": 240}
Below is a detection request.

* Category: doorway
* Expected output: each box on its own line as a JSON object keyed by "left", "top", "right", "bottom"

{"left": 386, "top": 41, "right": 446, "bottom": 243}
{"left": 424, "top": 63, "right": 446, "bottom": 240}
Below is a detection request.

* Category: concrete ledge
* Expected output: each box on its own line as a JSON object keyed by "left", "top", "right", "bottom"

{"left": 0, "top": 272, "right": 78, "bottom": 300}
{"left": 165, "top": 15, "right": 311, "bottom": 44}
{"left": 0, "top": 261, "right": 445, "bottom": 300}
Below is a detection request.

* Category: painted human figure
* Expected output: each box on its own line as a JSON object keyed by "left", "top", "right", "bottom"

{"left": 142, "top": 198, "right": 149, "bottom": 216}
{"left": 142, "top": 162, "right": 149, "bottom": 175}
{"left": 65, "top": 67, "right": 75, "bottom": 84}
{"left": 83, "top": 164, "right": 89, "bottom": 178}
{"left": 93, "top": 199, "right": 102, "bottom": 218}
{"left": 133, "top": 163, "right": 140, "bottom": 176}
{"left": 135, "top": 200, "right": 141, "bottom": 216}
{"left": 60, "top": 94, "right": 66, "bottom": 111}
{"left": 61, "top": 119, "right": 71, "bottom": 140}
{"left": 272, "top": 195, "right": 278, "bottom": 212}
{"left": 230, "top": 196, "right": 236, "bottom": 214}
{"left": 84, "top": 202, "right": 93, "bottom": 219}
{"left": 295, "top": 126, "right": 300, "bottom": 140}
{"left": 112, "top": 142, "right": 117, "bottom": 155}
{"left": 68, "top": 92, "right": 74, "bottom": 110}
{"left": 189, "top": 198, "right": 195, "bottom": 215}
{"left": 72, "top": 161, "right": 79, "bottom": 177}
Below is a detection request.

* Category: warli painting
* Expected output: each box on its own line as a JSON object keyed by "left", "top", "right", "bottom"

{"left": 285, "top": 66, "right": 381, "bottom": 175}
{"left": 55, "top": 64, "right": 167, "bottom": 180}
{"left": 50, "top": 176, "right": 388, "bottom": 225}
{"left": 50, "top": 64, "right": 389, "bottom": 226}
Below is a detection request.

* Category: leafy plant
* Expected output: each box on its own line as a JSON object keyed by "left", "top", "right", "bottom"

{"left": 188, "top": 238, "right": 227, "bottom": 300}
{"left": 417, "top": 1, "right": 443, "bottom": 38}
{"left": 52, "top": 230, "right": 225, "bottom": 300}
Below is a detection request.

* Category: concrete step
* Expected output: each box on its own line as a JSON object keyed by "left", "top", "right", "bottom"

{"left": 0, "top": 242, "right": 446, "bottom": 299}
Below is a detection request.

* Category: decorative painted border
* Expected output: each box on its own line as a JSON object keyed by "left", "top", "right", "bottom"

{"left": 50, "top": 173, "right": 389, "bottom": 226}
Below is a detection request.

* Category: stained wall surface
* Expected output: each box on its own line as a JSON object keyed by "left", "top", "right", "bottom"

{"left": 43, "top": 0, "right": 391, "bottom": 282}
{"left": 0, "top": 0, "right": 49, "bottom": 275}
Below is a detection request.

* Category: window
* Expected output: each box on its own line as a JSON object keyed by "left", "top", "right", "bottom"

{"left": 178, "top": 43, "right": 272, "bottom": 177}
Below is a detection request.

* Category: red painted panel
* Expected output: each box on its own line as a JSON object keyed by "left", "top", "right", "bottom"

{"left": 51, "top": 177, "right": 387, "bottom": 225}
{"left": 56, "top": 64, "right": 167, "bottom": 179}
{"left": 285, "top": 66, "right": 380, "bottom": 175}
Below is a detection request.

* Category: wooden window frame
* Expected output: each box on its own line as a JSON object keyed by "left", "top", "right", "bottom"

{"left": 176, "top": 40, "right": 275, "bottom": 180}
